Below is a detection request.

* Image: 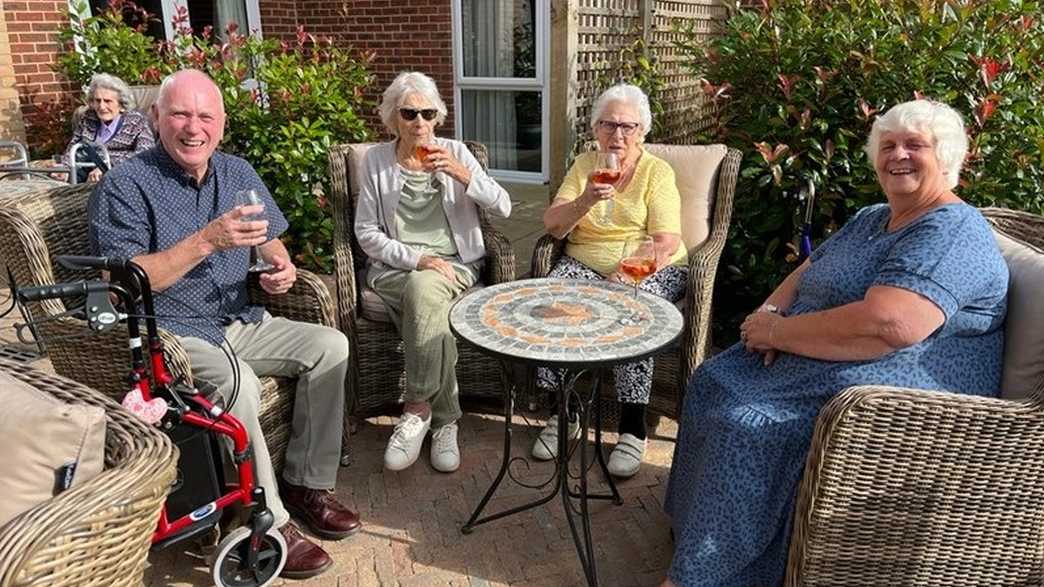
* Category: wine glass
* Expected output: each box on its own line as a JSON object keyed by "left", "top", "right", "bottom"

{"left": 618, "top": 235, "right": 657, "bottom": 324}
{"left": 414, "top": 136, "right": 437, "bottom": 169}
{"left": 234, "top": 188, "right": 274, "bottom": 273}
{"left": 593, "top": 151, "right": 620, "bottom": 224}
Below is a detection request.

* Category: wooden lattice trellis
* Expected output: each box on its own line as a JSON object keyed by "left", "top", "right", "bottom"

{"left": 561, "top": 0, "right": 729, "bottom": 162}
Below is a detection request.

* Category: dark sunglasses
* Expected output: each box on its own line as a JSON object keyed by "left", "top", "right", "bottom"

{"left": 399, "top": 108, "right": 439, "bottom": 121}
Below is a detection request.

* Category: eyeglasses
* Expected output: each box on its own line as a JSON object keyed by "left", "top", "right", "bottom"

{"left": 595, "top": 120, "right": 641, "bottom": 136}
{"left": 399, "top": 108, "right": 439, "bottom": 121}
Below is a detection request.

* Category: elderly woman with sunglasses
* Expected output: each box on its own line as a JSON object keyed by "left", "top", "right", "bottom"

{"left": 355, "top": 71, "right": 511, "bottom": 474}
{"left": 533, "top": 83, "right": 687, "bottom": 478}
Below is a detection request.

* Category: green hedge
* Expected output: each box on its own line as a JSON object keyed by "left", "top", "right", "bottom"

{"left": 677, "top": 0, "right": 1044, "bottom": 341}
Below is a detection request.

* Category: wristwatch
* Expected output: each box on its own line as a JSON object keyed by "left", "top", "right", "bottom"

{"left": 758, "top": 303, "right": 781, "bottom": 314}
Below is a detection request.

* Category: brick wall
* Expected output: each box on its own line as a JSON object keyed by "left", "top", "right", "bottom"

{"left": 259, "top": 0, "right": 298, "bottom": 40}
{"left": 4, "top": 0, "right": 79, "bottom": 151}
{"left": 0, "top": 7, "right": 27, "bottom": 144}
{"left": 294, "top": 0, "right": 455, "bottom": 140}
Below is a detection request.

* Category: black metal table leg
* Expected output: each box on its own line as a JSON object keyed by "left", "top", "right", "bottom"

{"left": 462, "top": 368, "right": 622, "bottom": 587}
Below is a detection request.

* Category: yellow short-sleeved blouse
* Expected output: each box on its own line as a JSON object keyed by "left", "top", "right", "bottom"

{"left": 554, "top": 149, "right": 686, "bottom": 276}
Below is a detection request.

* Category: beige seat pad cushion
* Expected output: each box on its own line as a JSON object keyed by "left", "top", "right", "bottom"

{"left": 0, "top": 371, "right": 106, "bottom": 526}
{"left": 994, "top": 231, "right": 1044, "bottom": 400}
{"left": 644, "top": 144, "right": 727, "bottom": 254}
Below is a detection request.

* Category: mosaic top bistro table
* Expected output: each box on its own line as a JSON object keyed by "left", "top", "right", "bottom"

{"left": 449, "top": 278, "right": 683, "bottom": 586}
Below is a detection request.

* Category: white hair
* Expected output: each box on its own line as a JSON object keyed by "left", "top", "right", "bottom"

{"left": 590, "top": 83, "right": 653, "bottom": 140}
{"left": 865, "top": 100, "right": 968, "bottom": 190}
{"left": 378, "top": 71, "right": 448, "bottom": 136}
{"left": 87, "top": 73, "right": 135, "bottom": 110}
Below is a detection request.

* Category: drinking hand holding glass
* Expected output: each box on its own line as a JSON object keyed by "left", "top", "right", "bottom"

{"left": 593, "top": 151, "right": 620, "bottom": 224}
{"left": 234, "top": 188, "right": 275, "bottom": 273}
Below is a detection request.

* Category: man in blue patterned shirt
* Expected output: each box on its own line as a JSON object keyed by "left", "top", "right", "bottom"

{"left": 89, "top": 69, "right": 357, "bottom": 580}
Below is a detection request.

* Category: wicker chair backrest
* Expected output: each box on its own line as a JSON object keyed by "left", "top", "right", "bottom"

{"left": 0, "top": 182, "right": 96, "bottom": 299}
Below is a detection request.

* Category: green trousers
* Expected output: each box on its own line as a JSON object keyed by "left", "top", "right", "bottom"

{"left": 370, "top": 265, "right": 476, "bottom": 427}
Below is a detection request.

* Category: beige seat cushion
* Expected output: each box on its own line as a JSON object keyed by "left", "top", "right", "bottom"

{"left": 128, "top": 84, "right": 160, "bottom": 113}
{"left": 644, "top": 143, "right": 728, "bottom": 254}
{"left": 0, "top": 371, "right": 106, "bottom": 526}
{"left": 994, "top": 231, "right": 1044, "bottom": 400}
{"left": 346, "top": 142, "right": 378, "bottom": 201}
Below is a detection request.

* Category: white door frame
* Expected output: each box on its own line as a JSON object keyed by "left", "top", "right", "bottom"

{"left": 450, "top": 0, "right": 549, "bottom": 184}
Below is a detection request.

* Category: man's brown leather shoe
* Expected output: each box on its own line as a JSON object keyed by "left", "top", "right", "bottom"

{"left": 280, "top": 481, "right": 362, "bottom": 540}
{"left": 278, "top": 523, "right": 332, "bottom": 580}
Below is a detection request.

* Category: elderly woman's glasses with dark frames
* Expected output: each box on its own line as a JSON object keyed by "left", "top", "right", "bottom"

{"left": 596, "top": 120, "right": 640, "bottom": 136}
{"left": 399, "top": 108, "right": 439, "bottom": 121}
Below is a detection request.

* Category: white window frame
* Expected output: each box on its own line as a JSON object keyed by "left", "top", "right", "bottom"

{"left": 450, "top": 0, "right": 549, "bottom": 184}
{"left": 75, "top": 0, "right": 260, "bottom": 42}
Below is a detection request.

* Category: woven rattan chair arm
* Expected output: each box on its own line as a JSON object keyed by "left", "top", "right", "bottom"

{"left": 531, "top": 233, "right": 565, "bottom": 278}
{"left": 982, "top": 206, "right": 1044, "bottom": 250}
{"left": 248, "top": 269, "right": 336, "bottom": 328}
{"left": 786, "top": 382, "right": 1044, "bottom": 585}
{"left": 0, "top": 361, "right": 177, "bottom": 587}
{"left": 481, "top": 224, "right": 516, "bottom": 285}
{"left": 676, "top": 148, "right": 741, "bottom": 413}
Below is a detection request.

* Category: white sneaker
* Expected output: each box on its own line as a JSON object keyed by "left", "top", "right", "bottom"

{"left": 607, "top": 433, "right": 646, "bottom": 478}
{"left": 430, "top": 422, "right": 460, "bottom": 473}
{"left": 384, "top": 411, "right": 431, "bottom": 471}
{"left": 531, "top": 415, "right": 581, "bottom": 461}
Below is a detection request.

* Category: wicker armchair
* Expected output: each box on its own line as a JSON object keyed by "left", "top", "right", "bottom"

{"left": 0, "top": 182, "right": 340, "bottom": 470}
{"left": 785, "top": 207, "right": 1044, "bottom": 585}
{"left": 0, "top": 359, "right": 177, "bottom": 587}
{"left": 327, "top": 141, "right": 515, "bottom": 417}
{"left": 532, "top": 144, "right": 741, "bottom": 419}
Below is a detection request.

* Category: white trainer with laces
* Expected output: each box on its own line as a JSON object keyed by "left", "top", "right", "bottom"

{"left": 384, "top": 411, "right": 431, "bottom": 471}
{"left": 430, "top": 422, "right": 460, "bottom": 473}
{"left": 607, "top": 433, "right": 647, "bottom": 478}
{"left": 531, "top": 414, "right": 581, "bottom": 461}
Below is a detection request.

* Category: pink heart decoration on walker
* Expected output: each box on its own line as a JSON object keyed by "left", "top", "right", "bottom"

{"left": 121, "top": 388, "right": 168, "bottom": 425}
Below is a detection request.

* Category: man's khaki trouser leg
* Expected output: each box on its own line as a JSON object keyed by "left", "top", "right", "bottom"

{"left": 180, "top": 314, "right": 349, "bottom": 527}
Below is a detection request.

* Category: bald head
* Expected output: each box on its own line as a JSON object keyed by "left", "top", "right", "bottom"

{"left": 156, "top": 69, "right": 224, "bottom": 114}
{"left": 153, "top": 69, "right": 226, "bottom": 182}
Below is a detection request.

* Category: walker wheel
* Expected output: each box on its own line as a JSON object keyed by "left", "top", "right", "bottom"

{"left": 211, "top": 525, "right": 287, "bottom": 587}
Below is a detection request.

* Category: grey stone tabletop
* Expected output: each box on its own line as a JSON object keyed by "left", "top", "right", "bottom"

{"left": 449, "top": 278, "right": 683, "bottom": 368}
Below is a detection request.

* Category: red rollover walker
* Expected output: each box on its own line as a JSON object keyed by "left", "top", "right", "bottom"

{"left": 16, "top": 255, "right": 288, "bottom": 586}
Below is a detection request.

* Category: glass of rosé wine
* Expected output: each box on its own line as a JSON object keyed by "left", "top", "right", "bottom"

{"left": 618, "top": 235, "right": 657, "bottom": 324}
{"left": 593, "top": 150, "right": 620, "bottom": 224}
{"left": 414, "top": 137, "right": 438, "bottom": 169}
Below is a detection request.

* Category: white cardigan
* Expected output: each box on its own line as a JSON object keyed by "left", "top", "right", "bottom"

{"left": 354, "top": 138, "right": 512, "bottom": 273}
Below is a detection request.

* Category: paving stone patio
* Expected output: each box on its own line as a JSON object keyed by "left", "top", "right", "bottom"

{"left": 144, "top": 410, "right": 679, "bottom": 587}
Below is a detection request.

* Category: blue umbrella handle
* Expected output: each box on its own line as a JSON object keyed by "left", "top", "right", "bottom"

{"left": 799, "top": 231, "right": 813, "bottom": 261}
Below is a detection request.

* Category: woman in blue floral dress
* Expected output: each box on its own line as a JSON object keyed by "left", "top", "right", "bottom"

{"left": 663, "top": 100, "right": 1009, "bottom": 586}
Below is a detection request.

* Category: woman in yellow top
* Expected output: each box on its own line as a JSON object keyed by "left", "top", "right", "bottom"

{"left": 533, "top": 83, "right": 687, "bottom": 478}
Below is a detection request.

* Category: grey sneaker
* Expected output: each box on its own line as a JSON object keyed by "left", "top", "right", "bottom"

{"left": 384, "top": 411, "right": 431, "bottom": 471}
{"left": 430, "top": 422, "right": 460, "bottom": 473}
{"left": 531, "top": 415, "right": 581, "bottom": 461}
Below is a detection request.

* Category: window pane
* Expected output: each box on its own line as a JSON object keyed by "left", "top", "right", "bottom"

{"left": 461, "top": 0, "right": 536, "bottom": 78}
{"left": 460, "top": 90, "right": 541, "bottom": 173}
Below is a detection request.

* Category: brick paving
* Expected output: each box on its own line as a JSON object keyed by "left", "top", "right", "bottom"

{"left": 143, "top": 409, "right": 679, "bottom": 587}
